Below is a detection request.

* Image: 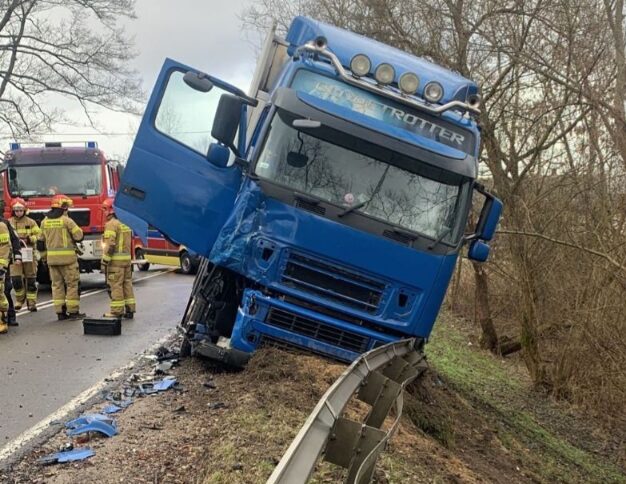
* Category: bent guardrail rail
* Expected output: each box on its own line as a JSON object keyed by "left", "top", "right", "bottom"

{"left": 267, "top": 338, "right": 428, "bottom": 484}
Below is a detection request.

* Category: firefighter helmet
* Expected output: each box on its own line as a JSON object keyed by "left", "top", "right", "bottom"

{"left": 102, "top": 198, "right": 115, "bottom": 217}
{"left": 51, "top": 194, "right": 72, "bottom": 209}
{"left": 11, "top": 198, "right": 27, "bottom": 212}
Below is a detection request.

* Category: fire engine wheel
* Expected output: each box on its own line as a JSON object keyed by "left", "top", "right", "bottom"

{"left": 179, "top": 251, "right": 194, "bottom": 275}
{"left": 135, "top": 248, "right": 150, "bottom": 271}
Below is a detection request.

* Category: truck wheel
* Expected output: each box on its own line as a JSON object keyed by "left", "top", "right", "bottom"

{"left": 179, "top": 251, "right": 194, "bottom": 275}
{"left": 136, "top": 249, "right": 150, "bottom": 271}
{"left": 180, "top": 336, "right": 192, "bottom": 358}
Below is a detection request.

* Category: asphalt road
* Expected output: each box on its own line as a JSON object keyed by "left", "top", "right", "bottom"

{"left": 0, "top": 267, "right": 193, "bottom": 444}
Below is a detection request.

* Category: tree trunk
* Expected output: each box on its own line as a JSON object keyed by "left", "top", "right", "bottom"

{"left": 472, "top": 261, "right": 499, "bottom": 352}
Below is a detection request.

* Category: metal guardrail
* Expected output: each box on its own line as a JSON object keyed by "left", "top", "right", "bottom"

{"left": 267, "top": 339, "right": 428, "bottom": 484}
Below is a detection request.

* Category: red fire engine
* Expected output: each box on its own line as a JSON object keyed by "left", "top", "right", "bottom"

{"left": 1, "top": 141, "right": 124, "bottom": 282}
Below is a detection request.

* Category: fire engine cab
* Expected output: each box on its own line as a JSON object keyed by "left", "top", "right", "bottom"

{"left": 1, "top": 141, "right": 123, "bottom": 282}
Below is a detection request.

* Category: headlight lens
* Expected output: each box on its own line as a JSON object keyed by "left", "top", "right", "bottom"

{"left": 374, "top": 63, "right": 395, "bottom": 85}
{"left": 350, "top": 54, "right": 371, "bottom": 77}
{"left": 398, "top": 72, "right": 420, "bottom": 95}
{"left": 424, "top": 82, "right": 444, "bottom": 103}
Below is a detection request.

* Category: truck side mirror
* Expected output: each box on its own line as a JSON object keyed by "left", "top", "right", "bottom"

{"left": 183, "top": 71, "right": 214, "bottom": 93}
{"left": 474, "top": 185, "right": 502, "bottom": 241}
{"left": 212, "top": 94, "right": 243, "bottom": 155}
{"left": 207, "top": 143, "right": 230, "bottom": 168}
{"left": 468, "top": 239, "right": 490, "bottom": 262}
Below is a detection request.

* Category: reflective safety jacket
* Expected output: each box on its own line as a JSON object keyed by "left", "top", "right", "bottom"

{"left": 102, "top": 217, "right": 132, "bottom": 267}
{"left": 0, "top": 221, "right": 12, "bottom": 269}
{"left": 9, "top": 215, "right": 41, "bottom": 247}
{"left": 39, "top": 215, "right": 84, "bottom": 265}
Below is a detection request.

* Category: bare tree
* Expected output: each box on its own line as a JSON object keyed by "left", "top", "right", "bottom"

{"left": 0, "top": 0, "right": 142, "bottom": 144}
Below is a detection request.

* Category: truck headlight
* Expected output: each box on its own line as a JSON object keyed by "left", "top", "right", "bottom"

{"left": 399, "top": 72, "right": 420, "bottom": 95}
{"left": 350, "top": 54, "right": 371, "bottom": 77}
{"left": 424, "top": 81, "right": 444, "bottom": 103}
{"left": 374, "top": 63, "right": 395, "bottom": 85}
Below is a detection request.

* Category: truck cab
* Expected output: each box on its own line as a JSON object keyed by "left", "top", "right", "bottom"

{"left": 116, "top": 17, "right": 501, "bottom": 365}
{"left": 1, "top": 141, "right": 123, "bottom": 282}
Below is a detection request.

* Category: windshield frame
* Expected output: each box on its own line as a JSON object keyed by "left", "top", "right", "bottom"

{"left": 7, "top": 163, "right": 104, "bottom": 198}
{"left": 251, "top": 107, "right": 473, "bottom": 250}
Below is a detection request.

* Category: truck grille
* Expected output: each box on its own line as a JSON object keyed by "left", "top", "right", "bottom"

{"left": 281, "top": 253, "right": 385, "bottom": 313}
{"left": 265, "top": 308, "right": 369, "bottom": 354}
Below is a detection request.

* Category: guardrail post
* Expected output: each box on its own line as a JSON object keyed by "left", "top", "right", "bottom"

{"left": 357, "top": 371, "right": 402, "bottom": 428}
{"left": 266, "top": 339, "right": 429, "bottom": 484}
{"left": 323, "top": 417, "right": 386, "bottom": 484}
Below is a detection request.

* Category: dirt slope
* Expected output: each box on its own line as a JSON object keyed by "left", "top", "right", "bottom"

{"left": 2, "top": 312, "right": 625, "bottom": 483}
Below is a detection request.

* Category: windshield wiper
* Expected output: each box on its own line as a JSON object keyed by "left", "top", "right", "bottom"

{"left": 428, "top": 227, "right": 452, "bottom": 250}
{"left": 338, "top": 200, "right": 367, "bottom": 217}
{"left": 338, "top": 165, "right": 391, "bottom": 218}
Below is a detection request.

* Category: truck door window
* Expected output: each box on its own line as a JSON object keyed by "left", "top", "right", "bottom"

{"left": 155, "top": 70, "right": 235, "bottom": 156}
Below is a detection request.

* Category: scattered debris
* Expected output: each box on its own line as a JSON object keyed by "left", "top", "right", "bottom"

{"left": 173, "top": 405, "right": 186, "bottom": 413}
{"left": 232, "top": 462, "right": 243, "bottom": 471}
{"left": 153, "top": 377, "right": 177, "bottom": 391}
{"left": 59, "top": 442, "right": 74, "bottom": 452}
{"left": 139, "top": 423, "right": 163, "bottom": 431}
{"left": 154, "top": 345, "right": 179, "bottom": 362}
{"left": 203, "top": 381, "right": 217, "bottom": 389}
{"left": 155, "top": 361, "right": 173, "bottom": 374}
{"left": 103, "top": 404, "right": 122, "bottom": 414}
{"left": 207, "top": 402, "right": 228, "bottom": 410}
{"left": 38, "top": 447, "right": 95, "bottom": 465}
{"left": 66, "top": 414, "right": 118, "bottom": 438}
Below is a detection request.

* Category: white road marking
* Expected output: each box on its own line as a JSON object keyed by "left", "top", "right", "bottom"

{"left": 0, "top": 332, "right": 176, "bottom": 462}
{"left": 15, "top": 269, "right": 174, "bottom": 315}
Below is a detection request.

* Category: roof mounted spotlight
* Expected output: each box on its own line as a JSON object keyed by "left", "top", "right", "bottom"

{"left": 350, "top": 54, "right": 371, "bottom": 77}
{"left": 468, "top": 94, "right": 481, "bottom": 108}
{"left": 398, "top": 72, "right": 420, "bottom": 95}
{"left": 314, "top": 36, "right": 327, "bottom": 49}
{"left": 424, "top": 81, "right": 444, "bottom": 103}
{"left": 374, "top": 63, "right": 395, "bottom": 85}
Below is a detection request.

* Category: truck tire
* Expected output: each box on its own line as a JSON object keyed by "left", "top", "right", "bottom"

{"left": 135, "top": 248, "right": 150, "bottom": 271}
{"left": 179, "top": 251, "right": 194, "bottom": 275}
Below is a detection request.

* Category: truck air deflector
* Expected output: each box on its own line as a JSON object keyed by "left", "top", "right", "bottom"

{"left": 270, "top": 87, "right": 477, "bottom": 178}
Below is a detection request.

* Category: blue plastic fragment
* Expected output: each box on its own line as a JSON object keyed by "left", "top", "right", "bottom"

{"left": 66, "top": 420, "right": 118, "bottom": 438}
{"left": 38, "top": 447, "right": 95, "bottom": 465}
{"left": 152, "top": 377, "right": 177, "bottom": 391}
{"left": 103, "top": 404, "right": 122, "bottom": 414}
{"left": 66, "top": 413, "right": 114, "bottom": 429}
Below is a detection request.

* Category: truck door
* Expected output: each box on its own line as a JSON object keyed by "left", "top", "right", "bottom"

{"left": 116, "top": 58, "right": 244, "bottom": 257}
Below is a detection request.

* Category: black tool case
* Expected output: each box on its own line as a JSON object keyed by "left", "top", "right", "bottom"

{"left": 83, "top": 317, "right": 122, "bottom": 336}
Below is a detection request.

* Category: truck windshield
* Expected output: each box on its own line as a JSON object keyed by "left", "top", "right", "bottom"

{"left": 255, "top": 110, "right": 470, "bottom": 244}
{"left": 8, "top": 165, "right": 102, "bottom": 197}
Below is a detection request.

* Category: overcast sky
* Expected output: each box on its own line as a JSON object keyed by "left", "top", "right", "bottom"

{"left": 20, "top": 0, "right": 260, "bottom": 160}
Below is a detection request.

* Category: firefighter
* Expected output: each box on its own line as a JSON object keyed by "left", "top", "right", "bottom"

{"left": 37, "top": 194, "right": 85, "bottom": 320}
{"left": 9, "top": 198, "right": 40, "bottom": 311}
{"left": 101, "top": 198, "right": 135, "bottom": 318}
{"left": 0, "top": 218, "right": 22, "bottom": 334}
{"left": 100, "top": 199, "right": 135, "bottom": 317}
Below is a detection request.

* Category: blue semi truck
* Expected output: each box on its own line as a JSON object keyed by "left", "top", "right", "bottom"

{"left": 116, "top": 17, "right": 502, "bottom": 365}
